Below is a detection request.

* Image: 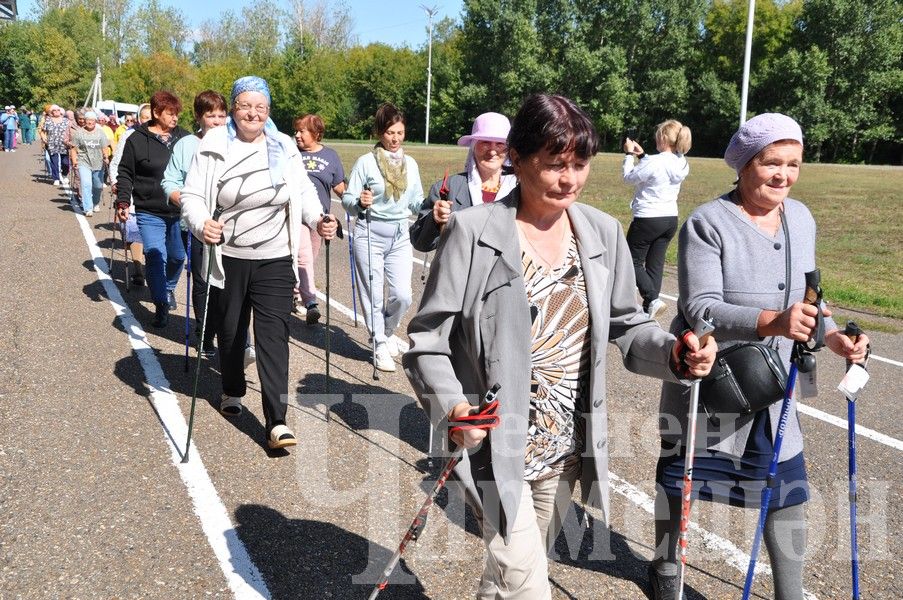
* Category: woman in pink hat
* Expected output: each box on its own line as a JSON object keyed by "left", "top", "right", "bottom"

{"left": 410, "top": 112, "right": 518, "bottom": 252}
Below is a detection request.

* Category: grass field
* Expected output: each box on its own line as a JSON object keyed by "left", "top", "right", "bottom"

{"left": 330, "top": 141, "right": 903, "bottom": 320}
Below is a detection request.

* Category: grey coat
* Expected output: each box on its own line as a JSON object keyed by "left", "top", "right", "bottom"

{"left": 403, "top": 188, "right": 683, "bottom": 539}
{"left": 660, "top": 195, "right": 837, "bottom": 460}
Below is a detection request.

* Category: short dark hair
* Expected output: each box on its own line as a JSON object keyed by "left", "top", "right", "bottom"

{"left": 193, "top": 90, "right": 227, "bottom": 121}
{"left": 373, "top": 103, "right": 405, "bottom": 137}
{"left": 508, "top": 94, "right": 599, "bottom": 160}
{"left": 293, "top": 114, "right": 325, "bottom": 142}
{"left": 149, "top": 90, "right": 182, "bottom": 120}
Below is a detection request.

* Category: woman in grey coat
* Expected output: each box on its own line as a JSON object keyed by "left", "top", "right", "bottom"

{"left": 649, "top": 113, "right": 870, "bottom": 600}
{"left": 403, "top": 94, "right": 716, "bottom": 599}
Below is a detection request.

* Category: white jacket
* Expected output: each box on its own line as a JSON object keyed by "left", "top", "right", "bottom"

{"left": 622, "top": 151, "right": 689, "bottom": 218}
{"left": 180, "top": 126, "right": 323, "bottom": 289}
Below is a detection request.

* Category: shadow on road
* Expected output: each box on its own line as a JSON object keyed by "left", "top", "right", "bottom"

{"left": 234, "top": 503, "right": 429, "bottom": 599}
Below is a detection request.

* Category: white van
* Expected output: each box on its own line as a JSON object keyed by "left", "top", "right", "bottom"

{"left": 95, "top": 100, "right": 141, "bottom": 120}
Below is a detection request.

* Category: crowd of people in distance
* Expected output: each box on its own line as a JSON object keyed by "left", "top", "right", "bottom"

{"left": 16, "top": 78, "right": 870, "bottom": 599}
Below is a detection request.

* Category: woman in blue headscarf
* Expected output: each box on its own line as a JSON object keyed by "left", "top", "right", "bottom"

{"left": 180, "top": 76, "right": 338, "bottom": 452}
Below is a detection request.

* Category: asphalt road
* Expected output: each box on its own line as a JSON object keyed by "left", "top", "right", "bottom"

{"left": 1, "top": 143, "right": 901, "bottom": 599}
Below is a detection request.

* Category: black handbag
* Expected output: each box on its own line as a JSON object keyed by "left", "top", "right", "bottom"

{"left": 697, "top": 210, "right": 792, "bottom": 422}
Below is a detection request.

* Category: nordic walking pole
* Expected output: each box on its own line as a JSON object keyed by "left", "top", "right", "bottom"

{"left": 346, "top": 209, "right": 359, "bottom": 327}
{"left": 182, "top": 208, "right": 223, "bottom": 463}
{"left": 321, "top": 213, "right": 343, "bottom": 394}
{"left": 184, "top": 233, "right": 192, "bottom": 372}
{"left": 369, "top": 384, "right": 501, "bottom": 600}
{"left": 843, "top": 320, "right": 870, "bottom": 600}
{"left": 360, "top": 184, "right": 379, "bottom": 381}
{"left": 742, "top": 270, "right": 825, "bottom": 599}
{"left": 676, "top": 309, "right": 716, "bottom": 599}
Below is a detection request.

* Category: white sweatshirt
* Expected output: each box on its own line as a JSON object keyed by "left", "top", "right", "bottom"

{"left": 622, "top": 151, "right": 689, "bottom": 218}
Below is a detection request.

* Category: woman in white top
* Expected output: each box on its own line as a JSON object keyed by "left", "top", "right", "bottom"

{"left": 622, "top": 119, "right": 691, "bottom": 318}
{"left": 180, "top": 76, "right": 337, "bottom": 451}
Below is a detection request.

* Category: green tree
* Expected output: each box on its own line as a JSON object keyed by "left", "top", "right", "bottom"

{"left": 126, "top": 0, "right": 190, "bottom": 58}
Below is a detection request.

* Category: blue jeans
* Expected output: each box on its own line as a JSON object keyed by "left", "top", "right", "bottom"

{"left": 49, "top": 153, "right": 70, "bottom": 180}
{"left": 136, "top": 212, "right": 186, "bottom": 305}
{"left": 77, "top": 164, "right": 104, "bottom": 213}
{"left": 3, "top": 129, "right": 15, "bottom": 150}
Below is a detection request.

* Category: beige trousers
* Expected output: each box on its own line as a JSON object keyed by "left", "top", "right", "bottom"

{"left": 476, "top": 468, "right": 580, "bottom": 599}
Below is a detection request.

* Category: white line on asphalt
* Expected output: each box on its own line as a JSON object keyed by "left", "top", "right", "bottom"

{"left": 75, "top": 210, "right": 269, "bottom": 600}
{"left": 796, "top": 403, "right": 903, "bottom": 451}
{"left": 607, "top": 473, "right": 819, "bottom": 600}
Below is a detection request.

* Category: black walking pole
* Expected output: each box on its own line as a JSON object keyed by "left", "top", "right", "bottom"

{"left": 182, "top": 208, "right": 223, "bottom": 463}
{"left": 322, "top": 213, "right": 344, "bottom": 394}
{"left": 184, "top": 233, "right": 192, "bottom": 372}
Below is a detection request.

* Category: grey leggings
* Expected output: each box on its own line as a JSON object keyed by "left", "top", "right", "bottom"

{"left": 652, "top": 490, "right": 807, "bottom": 599}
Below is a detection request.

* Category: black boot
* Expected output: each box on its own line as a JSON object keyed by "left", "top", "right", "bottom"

{"left": 152, "top": 303, "right": 169, "bottom": 328}
{"left": 131, "top": 263, "right": 145, "bottom": 287}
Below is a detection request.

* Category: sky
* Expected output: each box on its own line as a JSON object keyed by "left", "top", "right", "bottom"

{"left": 17, "top": 0, "right": 464, "bottom": 49}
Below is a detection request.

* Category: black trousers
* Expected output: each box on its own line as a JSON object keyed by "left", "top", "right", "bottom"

{"left": 217, "top": 255, "right": 294, "bottom": 432}
{"left": 182, "top": 231, "right": 220, "bottom": 347}
{"left": 626, "top": 216, "right": 678, "bottom": 308}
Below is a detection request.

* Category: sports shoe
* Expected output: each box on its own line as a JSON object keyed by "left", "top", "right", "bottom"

{"left": 267, "top": 424, "right": 297, "bottom": 449}
{"left": 647, "top": 563, "right": 684, "bottom": 600}
{"left": 385, "top": 336, "right": 400, "bottom": 357}
{"left": 61, "top": 177, "right": 69, "bottom": 186}
{"left": 244, "top": 345, "right": 256, "bottom": 368}
{"left": 200, "top": 340, "right": 216, "bottom": 359}
{"left": 130, "top": 263, "right": 145, "bottom": 287}
{"left": 292, "top": 296, "right": 304, "bottom": 314}
{"left": 374, "top": 343, "right": 396, "bottom": 372}
{"left": 151, "top": 303, "right": 169, "bottom": 328}
{"left": 85, "top": 210, "right": 94, "bottom": 217}
{"left": 53, "top": 179, "right": 61, "bottom": 186}
{"left": 647, "top": 298, "right": 666, "bottom": 319}
{"left": 167, "top": 291, "right": 178, "bottom": 311}
{"left": 305, "top": 303, "right": 321, "bottom": 325}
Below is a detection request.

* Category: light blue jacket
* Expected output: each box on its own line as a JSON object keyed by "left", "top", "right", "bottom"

{"left": 341, "top": 150, "right": 423, "bottom": 221}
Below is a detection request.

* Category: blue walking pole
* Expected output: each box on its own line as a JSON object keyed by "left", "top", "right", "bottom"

{"left": 743, "top": 269, "right": 825, "bottom": 599}
{"left": 843, "top": 320, "right": 869, "bottom": 599}
{"left": 741, "top": 351, "right": 801, "bottom": 600}
{"left": 346, "top": 212, "right": 359, "bottom": 327}
{"left": 184, "top": 233, "right": 192, "bottom": 372}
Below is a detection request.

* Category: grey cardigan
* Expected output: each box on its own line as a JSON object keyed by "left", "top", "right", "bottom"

{"left": 660, "top": 195, "right": 836, "bottom": 460}
{"left": 403, "top": 188, "right": 683, "bottom": 539}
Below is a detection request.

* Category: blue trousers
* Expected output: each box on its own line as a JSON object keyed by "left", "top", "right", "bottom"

{"left": 136, "top": 212, "right": 186, "bottom": 305}
{"left": 77, "top": 164, "right": 104, "bottom": 213}
{"left": 49, "top": 153, "right": 70, "bottom": 180}
{"left": 3, "top": 129, "right": 15, "bottom": 150}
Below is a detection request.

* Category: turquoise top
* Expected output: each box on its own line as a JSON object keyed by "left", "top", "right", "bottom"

{"left": 341, "top": 150, "right": 424, "bottom": 222}
{"left": 161, "top": 134, "right": 200, "bottom": 201}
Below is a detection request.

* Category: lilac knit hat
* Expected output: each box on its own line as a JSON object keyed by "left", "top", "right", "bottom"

{"left": 724, "top": 113, "right": 803, "bottom": 174}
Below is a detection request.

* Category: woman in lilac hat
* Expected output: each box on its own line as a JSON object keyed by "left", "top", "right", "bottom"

{"left": 648, "top": 113, "right": 870, "bottom": 600}
{"left": 410, "top": 112, "right": 518, "bottom": 252}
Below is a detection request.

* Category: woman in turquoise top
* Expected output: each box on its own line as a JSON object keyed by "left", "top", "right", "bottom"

{"left": 342, "top": 103, "right": 424, "bottom": 372}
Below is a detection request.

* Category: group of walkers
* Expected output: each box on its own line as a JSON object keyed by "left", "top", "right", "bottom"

{"left": 32, "top": 76, "right": 870, "bottom": 599}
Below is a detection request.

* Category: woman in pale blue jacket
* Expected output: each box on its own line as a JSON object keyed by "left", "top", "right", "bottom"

{"left": 342, "top": 103, "right": 424, "bottom": 373}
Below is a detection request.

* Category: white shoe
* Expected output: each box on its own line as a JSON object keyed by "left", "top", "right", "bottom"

{"left": 647, "top": 298, "right": 666, "bottom": 319}
{"left": 374, "top": 343, "right": 396, "bottom": 372}
{"left": 61, "top": 177, "right": 69, "bottom": 186}
{"left": 385, "top": 336, "right": 400, "bottom": 357}
{"left": 52, "top": 180, "right": 61, "bottom": 186}
{"left": 85, "top": 210, "right": 94, "bottom": 217}
{"left": 244, "top": 345, "right": 256, "bottom": 368}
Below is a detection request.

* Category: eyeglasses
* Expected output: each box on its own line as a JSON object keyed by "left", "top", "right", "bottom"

{"left": 234, "top": 102, "right": 269, "bottom": 114}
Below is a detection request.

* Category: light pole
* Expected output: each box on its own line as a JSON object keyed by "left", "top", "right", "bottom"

{"left": 739, "top": 0, "right": 756, "bottom": 125}
{"left": 421, "top": 5, "right": 438, "bottom": 145}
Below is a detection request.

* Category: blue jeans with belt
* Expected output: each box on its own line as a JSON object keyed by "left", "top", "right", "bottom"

{"left": 136, "top": 212, "right": 186, "bottom": 306}
{"left": 77, "top": 164, "right": 104, "bottom": 213}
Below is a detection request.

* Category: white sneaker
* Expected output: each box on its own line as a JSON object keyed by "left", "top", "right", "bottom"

{"left": 647, "top": 298, "right": 666, "bottom": 319}
{"left": 244, "top": 345, "right": 256, "bottom": 368}
{"left": 61, "top": 177, "right": 69, "bottom": 186}
{"left": 52, "top": 180, "right": 61, "bottom": 186}
{"left": 85, "top": 210, "right": 94, "bottom": 217}
{"left": 384, "top": 336, "right": 400, "bottom": 357}
{"left": 374, "top": 343, "right": 396, "bottom": 372}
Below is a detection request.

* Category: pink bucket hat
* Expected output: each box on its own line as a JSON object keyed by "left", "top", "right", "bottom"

{"left": 457, "top": 112, "right": 511, "bottom": 146}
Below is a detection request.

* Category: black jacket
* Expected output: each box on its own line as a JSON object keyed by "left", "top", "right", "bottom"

{"left": 115, "top": 123, "right": 190, "bottom": 217}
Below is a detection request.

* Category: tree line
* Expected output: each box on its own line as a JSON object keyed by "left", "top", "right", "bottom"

{"left": 2, "top": 0, "right": 900, "bottom": 163}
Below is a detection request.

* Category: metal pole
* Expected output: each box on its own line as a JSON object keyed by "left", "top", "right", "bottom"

{"left": 739, "top": 0, "right": 756, "bottom": 125}
{"left": 420, "top": 5, "right": 437, "bottom": 145}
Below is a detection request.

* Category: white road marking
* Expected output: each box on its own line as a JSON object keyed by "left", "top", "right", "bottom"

{"left": 75, "top": 211, "right": 269, "bottom": 600}
{"left": 796, "top": 403, "right": 903, "bottom": 451}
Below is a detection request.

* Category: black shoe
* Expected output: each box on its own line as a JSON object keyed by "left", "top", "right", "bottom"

{"left": 200, "top": 341, "right": 216, "bottom": 359}
{"left": 152, "top": 303, "right": 169, "bottom": 328}
{"left": 130, "top": 264, "right": 144, "bottom": 287}
{"left": 305, "top": 303, "right": 321, "bottom": 325}
{"left": 648, "top": 564, "right": 684, "bottom": 600}
{"left": 167, "top": 291, "right": 178, "bottom": 311}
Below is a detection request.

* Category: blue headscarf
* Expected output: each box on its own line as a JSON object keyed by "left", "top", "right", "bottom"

{"left": 226, "top": 76, "right": 293, "bottom": 186}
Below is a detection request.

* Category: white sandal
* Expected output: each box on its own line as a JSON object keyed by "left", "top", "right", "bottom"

{"left": 268, "top": 424, "right": 297, "bottom": 449}
{"left": 219, "top": 395, "right": 243, "bottom": 417}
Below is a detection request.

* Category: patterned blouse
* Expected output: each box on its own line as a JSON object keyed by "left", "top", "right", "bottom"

{"left": 523, "top": 236, "right": 592, "bottom": 481}
{"left": 43, "top": 117, "right": 69, "bottom": 154}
